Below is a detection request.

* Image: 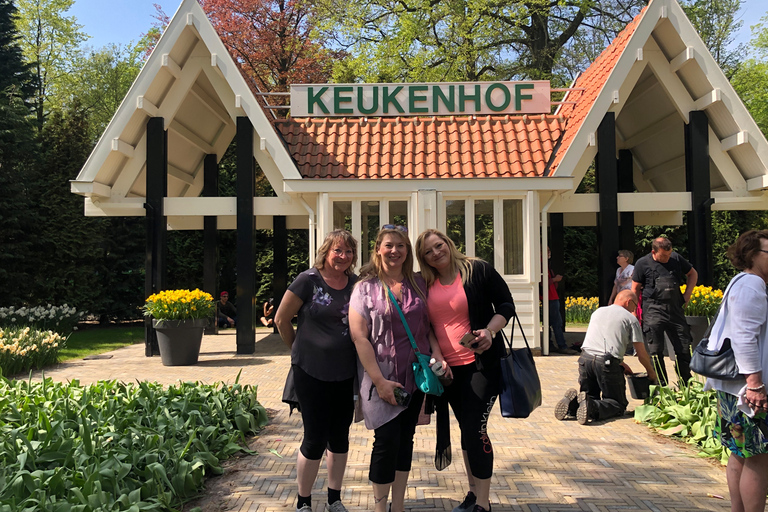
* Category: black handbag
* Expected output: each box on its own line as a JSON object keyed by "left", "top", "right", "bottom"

{"left": 499, "top": 312, "right": 542, "bottom": 418}
{"left": 282, "top": 365, "right": 301, "bottom": 415}
{"left": 689, "top": 274, "right": 745, "bottom": 380}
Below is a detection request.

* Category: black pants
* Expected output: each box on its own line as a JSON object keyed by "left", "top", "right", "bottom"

{"left": 369, "top": 390, "right": 425, "bottom": 484}
{"left": 641, "top": 302, "right": 692, "bottom": 385}
{"left": 578, "top": 353, "right": 628, "bottom": 421}
{"left": 293, "top": 364, "right": 354, "bottom": 460}
{"left": 444, "top": 362, "right": 499, "bottom": 480}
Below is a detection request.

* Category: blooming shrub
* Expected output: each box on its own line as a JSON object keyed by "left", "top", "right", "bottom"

{"left": 680, "top": 285, "right": 723, "bottom": 318}
{"left": 0, "top": 327, "right": 65, "bottom": 377}
{"left": 564, "top": 296, "right": 599, "bottom": 324}
{"left": 0, "top": 304, "right": 83, "bottom": 334}
{"left": 143, "top": 289, "right": 216, "bottom": 320}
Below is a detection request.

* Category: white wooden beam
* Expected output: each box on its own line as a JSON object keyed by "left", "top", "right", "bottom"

{"left": 645, "top": 40, "right": 695, "bottom": 119}
{"left": 552, "top": 192, "right": 691, "bottom": 213}
{"left": 721, "top": 131, "right": 749, "bottom": 151}
{"left": 712, "top": 192, "right": 768, "bottom": 209}
{"left": 137, "top": 96, "right": 160, "bottom": 117}
{"left": 622, "top": 74, "right": 660, "bottom": 110}
{"left": 161, "top": 54, "right": 181, "bottom": 79}
{"left": 168, "top": 164, "right": 195, "bottom": 185}
{"left": 70, "top": 181, "right": 112, "bottom": 198}
{"left": 283, "top": 177, "right": 575, "bottom": 193}
{"left": 168, "top": 119, "right": 215, "bottom": 154}
{"left": 670, "top": 46, "right": 695, "bottom": 73}
{"left": 111, "top": 138, "right": 135, "bottom": 158}
{"left": 709, "top": 127, "right": 747, "bottom": 194}
{"left": 189, "top": 84, "right": 230, "bottom": 124}
{"left": 620, "top": 112, "right": 679, "bottom": 149}
{"left": 643, "top": 155, "right": 686, "bottom": 181}
{"left": 694, "top": 89, "right": 721, "bottom": 110}
{"left": 747, "top": 175, "right": 768, "bottom": 191}
{"left": 164, "top": 197, "right": 308, "bottom": 216}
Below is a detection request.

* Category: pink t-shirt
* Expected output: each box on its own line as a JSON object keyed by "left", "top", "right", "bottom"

{"left": 427, "top": 273, "right": 477, "bottom": 367}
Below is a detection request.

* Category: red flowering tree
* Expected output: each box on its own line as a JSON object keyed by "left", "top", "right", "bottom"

{"left": 199, "top": 0, "right": 339, "bottom": 115}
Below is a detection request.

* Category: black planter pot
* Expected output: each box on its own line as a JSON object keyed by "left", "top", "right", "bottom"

{"left": 686, "top": 315, "right": 710, "bottom": 350}
{"left": 152, "top": 318, "right": 207, "bottom": 366}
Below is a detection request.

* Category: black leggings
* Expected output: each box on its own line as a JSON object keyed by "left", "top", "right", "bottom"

{"left": 292, "top": 364, "right": 354, "bottom": 460}
{"left": 369, "top": 390, "right": 425, "bottom": 484}
{"left": 444, "top": 363, "right": 499, "bottom": 480}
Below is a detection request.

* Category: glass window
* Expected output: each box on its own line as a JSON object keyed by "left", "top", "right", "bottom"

{"left": 333, "top": 201, "right": 351, "bottom": 231}
{"left": 390, "top": 200, "right": 408, "bottom": 227}
{"left": 445, "top": 200, "right": 465, "bottom": 253}
{"left": 503, "top": 199, "right": 524, "bottom": 275}
{"left": 474, "top": 200, "right": 494, "bottom": 263}
{"left": 361, "top": 201, "right": 380, "bottom": 264}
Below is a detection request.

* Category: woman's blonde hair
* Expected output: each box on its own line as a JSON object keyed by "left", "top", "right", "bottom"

{"left": 314, "top": 229, "right": 358, "bottom": 276}
{"left": 358, "top": 227, "right": 426, "bottom": 301}
{"left": 415, "top": 229, "right": 477, "bottom": 287}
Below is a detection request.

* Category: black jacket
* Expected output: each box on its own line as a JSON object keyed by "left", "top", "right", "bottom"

{"left": 462, "top": 260, "right": 516, "bottom": 369}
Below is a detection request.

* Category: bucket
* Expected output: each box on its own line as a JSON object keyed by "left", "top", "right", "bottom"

{"left": 627, "top": 372, "right": 651, "bottom": 400}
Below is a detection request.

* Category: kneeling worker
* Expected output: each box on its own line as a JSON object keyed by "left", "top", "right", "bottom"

{"left": 554, "top": 290, "right": 657, "bottom": 425}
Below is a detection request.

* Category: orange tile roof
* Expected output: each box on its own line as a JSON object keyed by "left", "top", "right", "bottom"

{"left": 549, "top": 7, "right": 646, "bottom": 175}
{"left": 276, "top": 115, "right": 565, "bottom": 179}
{"left": 275, "top": 7, "right": 646, "bottom": 181}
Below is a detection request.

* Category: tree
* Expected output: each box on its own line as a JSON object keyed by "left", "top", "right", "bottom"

{"left": 0, "top": 0, "right": 38, "bottom": 306}
{"left": 14, "top": 0, "right": 87, "bottom": 132}
{"left": 322, "top": 0, "right": 645, "bottom": 84}
{"left": 200, "top": 0, "right": 339, "bottom": 111}
{"left": 681, "top": 0, "right": 744, "bottom": 77}
{"left": 731, "top": 14, "right": 768, "bottom": 137}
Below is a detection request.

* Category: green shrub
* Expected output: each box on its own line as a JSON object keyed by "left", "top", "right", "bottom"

{"left": 0, "top": 327, "right": 65, "bottom": 377}
{"left": 0, "top": 375, "right": 268, "bottom": 511}
{"left": 634, "top": 377, "right": 729, "bottom": 465}
{"left": 0, "top": 304, "right": 83, "bottom": 335}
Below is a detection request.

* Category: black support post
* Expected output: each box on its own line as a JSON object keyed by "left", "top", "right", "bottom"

{"left": 548, "top": 213, "right": 566, "bottom": 327}
{"left": 236, "top": 117, "right": 256, "bottom": 354}
{"left": 685, "top": 110, "right": 712, "bottom": 286}
{"left": 203, "top": 154, "right": 219, "bottom": 335}
{"left": 618, "top": 150, "right": 635, "bottom": 254}
{"left": 596, "top": 112, "right": 619, "bottom": 306}
{"left": 144, "top": 117, "right": 167, "bottom": 356}
{"left": 272, "top": 215, "right": 288, "bottom": 333}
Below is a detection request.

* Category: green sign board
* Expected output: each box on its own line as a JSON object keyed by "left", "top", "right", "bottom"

{"left": 290, "top": 81, "right": 551, "bottom": 117}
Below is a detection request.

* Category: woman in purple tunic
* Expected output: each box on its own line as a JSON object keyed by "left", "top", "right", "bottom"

{"left": 349, "top": 226, "right": 447, "bottom": 512}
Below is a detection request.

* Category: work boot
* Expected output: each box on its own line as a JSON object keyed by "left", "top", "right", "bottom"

{"left": 576, "top": 391, "right": 596, "bottom": 425}
{"left": 554, "top": 388, "right": 578, "bottom": 420}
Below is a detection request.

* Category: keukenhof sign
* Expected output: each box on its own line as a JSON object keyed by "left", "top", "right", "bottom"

{"left": 290, "top": 81, "right": 551, "bottom": 117}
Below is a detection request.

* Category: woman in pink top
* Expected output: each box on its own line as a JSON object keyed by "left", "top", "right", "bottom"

{"left": 415, "top": 229, "right": 515, "bottom": 512}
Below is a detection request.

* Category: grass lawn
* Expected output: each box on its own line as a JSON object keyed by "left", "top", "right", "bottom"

{"left": 60, "top": 325, "right": 144, "bottom": 361}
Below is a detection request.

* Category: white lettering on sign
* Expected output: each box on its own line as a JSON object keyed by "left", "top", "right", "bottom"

{"left": 290, "top": 81, "right": 551, "bottom": 117}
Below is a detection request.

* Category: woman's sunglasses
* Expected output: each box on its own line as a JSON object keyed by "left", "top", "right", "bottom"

{"left": 382, "top": 224, "right": 407, "bottom": 233}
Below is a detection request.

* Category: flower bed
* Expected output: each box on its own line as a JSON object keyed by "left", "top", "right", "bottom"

{"left": 143, "top": 289, "right": 215, "bottom": 320}
{"left": 564, "top": 296, "right": 599, "bottom": 324}
{"left": 0, "top": 375, "right": 268, "bottom": 510}
{"left": 0, "top": 326, "right": 65, "bottom": 377}
{"left": 0, "top": 304, "right": 83, "bottom": 335}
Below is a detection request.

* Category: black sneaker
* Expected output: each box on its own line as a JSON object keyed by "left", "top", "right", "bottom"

{"left": 576, "top": 391, "right": 596, "bottom": 425}
{"left": 554, "top": 388, "right": 578, "bottom": 420}
{"left": 471, "top": 505, "right": 492, "bottom": 512}
{"left": 452, "top": 492, "right": 476, "bottom": 512}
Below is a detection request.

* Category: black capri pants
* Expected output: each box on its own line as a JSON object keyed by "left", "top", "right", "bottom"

{"left": 369, "top": 390, "right": 425, "bottom": 484}
{"left": 444, "top": 362, "right": 500, "bottom": 480}
{"left": 292, "top": 364, "right": 355, "bottom": 460}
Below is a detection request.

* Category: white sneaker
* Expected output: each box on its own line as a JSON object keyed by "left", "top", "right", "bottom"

{"left": 297, "top": 505, "right": 312, "bottom": 512}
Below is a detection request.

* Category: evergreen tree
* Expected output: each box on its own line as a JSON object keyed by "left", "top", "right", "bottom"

{"left": 0, "top": 0, "right": 38, "bottom": 306}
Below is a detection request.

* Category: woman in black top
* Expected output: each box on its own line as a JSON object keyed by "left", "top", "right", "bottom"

{"left": 275, "top": 230, "right": 358, "bottom": 512}
{"left": 415, "top": 229, "right": 515, "bottom": 512}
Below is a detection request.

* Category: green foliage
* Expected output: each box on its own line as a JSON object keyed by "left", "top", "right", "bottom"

{"left": 59, "top": 326, "right": 143, "bottom": 362}
{"left": 680, "top": 0, "right": 744, "bottom": 77}
{"left": 0, "top": 375, "right": 268, "bottom": 510}
{"left": 0, "top": 327, "right": 65, "bottom": 377}
{"left": 562, "top": 227, "right": 599, "bottom": 298}
{"left": 634, "top": 378, "right": 729, "bottom": 465}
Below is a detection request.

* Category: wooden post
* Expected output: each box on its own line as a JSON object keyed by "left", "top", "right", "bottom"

{"left": 596, "top": 113, "right": 619, "bottom": 306}
{"left": 236, "top": 117, "right": 256, "bottom": 354}
{"left": 203, "top": 154, "right": 219, "bottom": 335}
{"left": 685, "top": 110, "right": 712, "bottom": 286}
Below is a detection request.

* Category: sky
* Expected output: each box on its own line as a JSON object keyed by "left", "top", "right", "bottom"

{"left": 69, "top": 0, "right": 766, "bottom": 51}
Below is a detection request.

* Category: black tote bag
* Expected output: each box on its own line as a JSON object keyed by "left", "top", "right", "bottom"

{"left": 499, "top": 312, "right": 542, "bottom": 418}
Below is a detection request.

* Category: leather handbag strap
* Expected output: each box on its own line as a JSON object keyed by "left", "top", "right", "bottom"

{"left": 703, "top": 272, "right": 747, "bottom": 341}
{"left": 501, "top": 311, "right": 530, "bottom": 353}
{"left": 386, "top": 285, "right": 424, "bottom": 361}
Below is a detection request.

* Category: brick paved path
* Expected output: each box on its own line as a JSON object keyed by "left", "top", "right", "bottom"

{"left": 28, "top": 331, "right": 731, "bottom": 512}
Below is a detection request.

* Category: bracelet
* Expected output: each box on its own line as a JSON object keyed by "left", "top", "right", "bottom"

{"left": 486, "top": 328, "right": 497, "bottom": 338}
{"left": 747, "top": 384, "right": 766, "bottom": 392}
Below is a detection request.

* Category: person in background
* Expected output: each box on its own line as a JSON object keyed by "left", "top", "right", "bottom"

{"left": 631, "top": 237, "right": 698, "bottom": 386}
{"left": 609, "top": 250, "right": 635, "bottom": 305}
{"left": 274, "top": 230, "right": 359, "bottom": 512}
{"left": 416, "top": 229, "right": 515, "bottom": 512}
{"left": 349, "top": 225, "right": 446, "bottom": 512}
{"left": 217, "top": 291, "right": 236, "bottom": 328}
{"left": 261, "top": 298, "right": 275, "bottom": 327}
{"left": 544, "top": 247, "right": 578, "bottom": 355}
{"left": 705, "top": 230, "right": 768, "bottom": 512}
{"left": 554, "top": 290, "right": 656, "bottom": 425}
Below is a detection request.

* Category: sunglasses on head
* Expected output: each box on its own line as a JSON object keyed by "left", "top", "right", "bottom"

{"left": 382, "top": 224, "right": 407, "bottom": 233}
